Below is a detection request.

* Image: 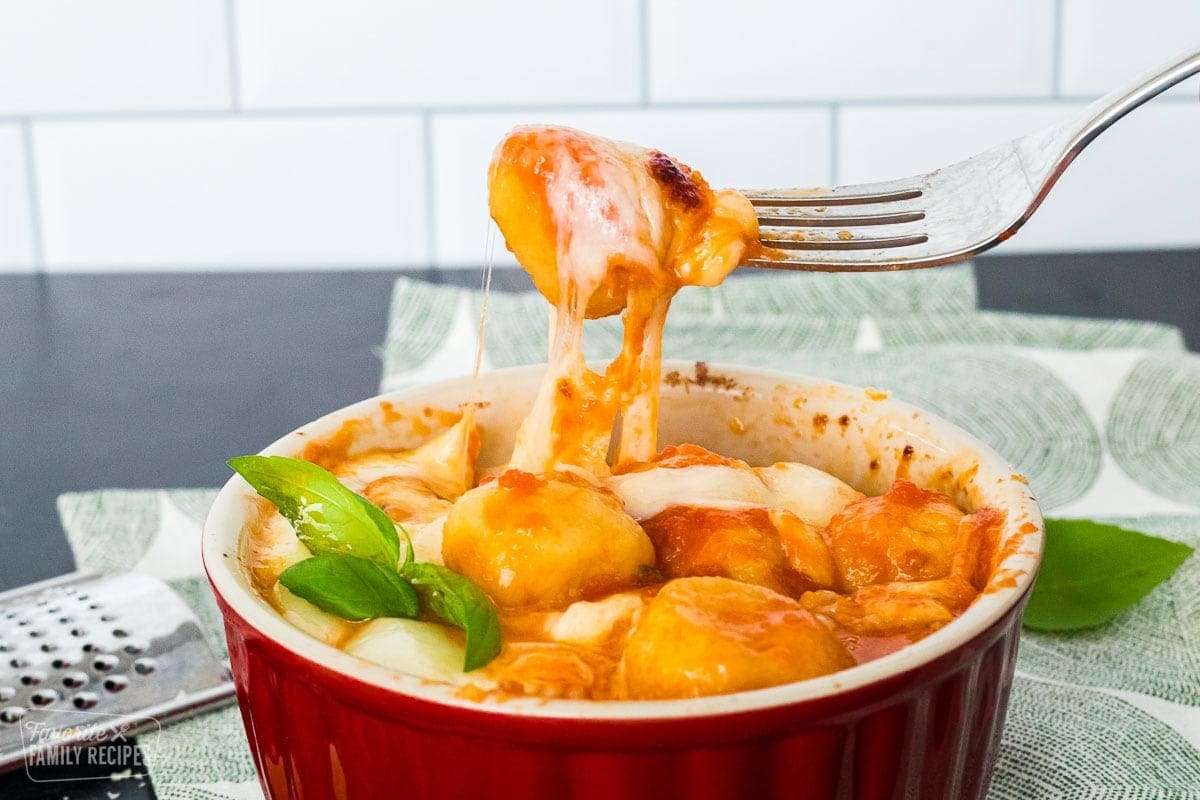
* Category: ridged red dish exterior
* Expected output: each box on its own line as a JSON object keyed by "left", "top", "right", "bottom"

{"left": 215, "top": 586, "right": 1029, "bottom": 800}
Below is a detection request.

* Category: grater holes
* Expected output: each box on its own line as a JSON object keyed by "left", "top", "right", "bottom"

{"left": 9, "top": 657, "right": 29, "bottom": 669}
{"left": 31, "top": 689, "right": 59, "bottom": 706}
{"left": 122, "top": 642, "right": 147, "bottom": 656}
{"left": 102, "top": 676, "right": 128, "bottom": 693}
{"left": 112, "top": 628, "right": 129, "bottom": 639}
{"left": 20, "top": 671, "right": 45, "bottom": 686}
{"left": 70, "top": 628, "right": 88, "bottom": 638}
{"left": 39, "top": 642, "right": 57, "bottom": 653}
{"left": 1, "top": 707, "right": 24, "bottom": 723}
{"left": 100, "top": 614, "right": 117, "bottom": 623}
{"left": 62, "top": 672, "right": 89, "bottom": 689}
{"left": 57, "top": 616, "right": 72, "bottom": 625}
{"left": 92, "top": 655, "right": 119, "bottom": 673}
{"left": 27, "top": 628, "right": 47, "bottom": 639}
{"left": 0, "top": 687, "right": 13, "bottom": 702}
{"left": 51, "top": 657, "right": 72, "bottom": 670}
{"left": 132, "top": 658, "right": 156, "bottom": 676}
{"left": 0, "top": 641, "right": 9, "bottom": 652}
{"left": 73, "top": 692, "right": 99, "bottom": 710}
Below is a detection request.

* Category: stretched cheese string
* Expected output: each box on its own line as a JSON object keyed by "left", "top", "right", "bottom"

{"left": 456, "top": 224, "right": 497, "bottom": 467}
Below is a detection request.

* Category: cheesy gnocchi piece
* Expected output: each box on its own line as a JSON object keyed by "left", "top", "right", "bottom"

{"left": 490, "top": 127, "right": 760, "bottom": 473}
{"left": 825, "top": 480, "right": 968, "bottom": 592}
{"left": 489, "top": 126, "right": 757, "bottom": 320}
{"left": 807, "top": 493, "right": 1005, "bottom": 635}
{"left": 639, "top": 506, "right": 806, "bottom": 596}
{"left": 620, "top": 577, "right": 853, "bottom": 699}
{"left": 441, "top": 470, "right": 656, "bottom": 610}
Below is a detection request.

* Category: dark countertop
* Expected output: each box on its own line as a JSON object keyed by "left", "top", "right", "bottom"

{"left": 0, "top": 248, "right": 1197, "bottom": 797}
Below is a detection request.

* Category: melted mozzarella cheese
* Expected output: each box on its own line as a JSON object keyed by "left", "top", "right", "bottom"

{"left": 608, "top": 464, "right": 773, "bottom": 520}
{"left": 607, "top": 461, "right": 863, "bottom": 525}
{"left": 755, "top": 462, "right": 866, "bottom": 527}
{"left": 545, "top": 592, "right": 645, "bottom": 647}
{"left": 344, "top": 618, "right": 487, "bottom": 688}
{"left": 333, "top": 413, "right": 478, "bottom": 499}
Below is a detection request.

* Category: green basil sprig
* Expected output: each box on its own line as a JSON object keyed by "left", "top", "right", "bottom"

{"left": 228, "top": 455, "right": 399, "bottom": 569}
{"left": 279, "top": 555, "right": 419, "bottom": 621}
{"left": 1024, "top": 518, "right": 1193, "bottom": 631}
{"left": 401, "top": 563, "right": 503, "bottom": 672}
{"left": 230, "top": 455, "right": 501, "bottom": 671}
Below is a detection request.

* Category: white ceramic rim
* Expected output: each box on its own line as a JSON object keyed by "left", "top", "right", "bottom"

{"left": 203, "top": 361, "right": 1043, "bottom": 721}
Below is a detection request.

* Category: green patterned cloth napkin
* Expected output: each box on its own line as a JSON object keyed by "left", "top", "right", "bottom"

{"left": 58, "top": 264, "right": 1199, "bottom": 798}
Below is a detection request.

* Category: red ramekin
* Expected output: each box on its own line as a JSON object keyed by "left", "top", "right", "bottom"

{"left": 204, "top": 361, "right": 1043, "bottom": 800}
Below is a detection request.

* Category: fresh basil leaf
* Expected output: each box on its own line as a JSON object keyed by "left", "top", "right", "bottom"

{"left": 279, "top": 555, "right": 419, "bottom": 621}
{"left": 229, "top": 455, "right": 399, "bottom": 569}
{"left": 1024, "top": 518, "right": 1193, "bottom": 631}
{"left": 401, "top": 563, "right": 502, "bottom": 671}
{"left": 396, "top": 522, "right": 415, "bottom": 570}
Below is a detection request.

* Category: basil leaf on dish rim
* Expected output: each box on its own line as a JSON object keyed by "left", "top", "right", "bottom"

{"left": 228, "top": 455, "right": 400, "bottom": 569}
{"left": 402, "top": 562, "right": 502, "bottom": 672}
{"left": 1023, "top": 518, "right": 1193, "bottom": 632}
{"left": 279, "top": 555, "right": 419, "bottom": 621}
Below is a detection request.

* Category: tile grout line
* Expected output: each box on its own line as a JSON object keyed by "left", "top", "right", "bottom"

{"left": 224, "top": 0, "right": 244, "bottom": 110}
{"left": 638, "top": 0, "right": 651, "bottom": 105}
{"left": 1051, "top": 0, "right": 1065, "bottom": 98}
{"left": 3, "top": 93, "right": 1182, "bottom": 127}
{"left": 421, "top": 111, "right": 438, "bottom": 265}
{"left": 828, "top": 104, "right": 840, "bottom": 186}
{"left": 19, "top": 120, "right": 46, "bottom": 272}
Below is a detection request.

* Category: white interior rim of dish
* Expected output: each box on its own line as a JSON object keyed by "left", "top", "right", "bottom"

{"left": 203, "top": 362, "right": 1043, "bottom": 721}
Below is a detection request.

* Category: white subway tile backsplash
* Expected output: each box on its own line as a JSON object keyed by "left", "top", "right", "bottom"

{"left": 647, "top": 0, "right": 1055, "bottom": 102}
{"left": 838, "top": 104, "right": 1071, "bottom": 184}
{"left": 1061, "top": 0, "right": 1200, "bottom": 98}
{"left": 236, "top": 0, "right": 642, "bottom": 109}
{"left": 839, "top": 102, "right": 1200, "bottom": 252}
{"left": 34, "top": 117, "right": 427, "bottom": 270}
{"left": 0, "top": 0, "right": 230, "bottom": 115}
{"left": 430, "top": 109, "right": 832, "bottom": 266}
{"left": 0, "top": 125, "right": 35, "bottom": 271}
{"left": 0, "top": 1, "right": 1194, "bottom": 268}
{"left": 1002, "top": 104, "right": 1200, "bottom": 252}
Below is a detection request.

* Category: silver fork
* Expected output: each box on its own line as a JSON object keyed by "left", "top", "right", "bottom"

{"left": 743, "top": 48, "right": 1200, "bottom": 272}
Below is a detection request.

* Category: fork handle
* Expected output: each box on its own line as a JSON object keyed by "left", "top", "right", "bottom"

{"left": 1019, "top": 48, "right": 1200, "bottom": 206}
{"left": 1069, "top": 48, "right": 1200, "bottom": 152}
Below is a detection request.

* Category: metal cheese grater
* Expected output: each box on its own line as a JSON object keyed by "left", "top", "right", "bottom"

{"left": 0, "top": 571, "right": 237, "bottom": 773}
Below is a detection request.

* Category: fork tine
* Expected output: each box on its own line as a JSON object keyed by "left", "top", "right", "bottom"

{"left": 743, "top": 254, "right": 946, "bottom": 273}
{"left": 741, "top": 173, "right": 928, "bottom": 206}
{"left": 745, "top": 187, "right": 924, "bottom": 207}
{"left": 743, "top": 174, "right": 940, "bottom": 269}
{"left": 760, "top": 233, "right": 929, "bottom": 251}
{"left": 756, "top": 209, "right": 926, "bottom": 227}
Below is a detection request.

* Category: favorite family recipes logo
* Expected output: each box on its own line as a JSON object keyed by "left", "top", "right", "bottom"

{"left": 19, "top": 709, "right": 158, "bottom": 783}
